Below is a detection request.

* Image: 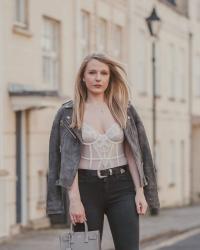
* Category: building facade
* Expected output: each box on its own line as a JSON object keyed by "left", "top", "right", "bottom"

{"left": 0, "top": 0, "right": 199, "bottom": 239}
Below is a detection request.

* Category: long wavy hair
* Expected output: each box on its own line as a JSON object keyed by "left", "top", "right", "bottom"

{"left": 70, "top": 53, "right": 131, "bottom": 129}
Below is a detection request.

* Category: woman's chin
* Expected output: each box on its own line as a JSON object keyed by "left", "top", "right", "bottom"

{"left": 88, "top": 89, "right": 105, "bottom": 95}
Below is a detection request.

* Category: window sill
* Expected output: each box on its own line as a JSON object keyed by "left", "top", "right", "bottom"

{"left": 168, "top": 183, "right": 175, "bottom": 188}
{"left": 139, "top": 92, "right": 148, "bottom": 97}
{"left": 0, "top": 169, "right": 9, "bottom": 176}
{"left": 12, "top": 23, "right": 33, "bottom": 38}
{"left": 155, "top": 95, "right": 161, "bottom": 99}
{"left": 168, "top": 97, "right": 175, "bottom": 102}
{"left": 180, "top": 98, "right": 186, "bottom": 103}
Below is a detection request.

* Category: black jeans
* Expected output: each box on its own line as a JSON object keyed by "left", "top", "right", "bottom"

{"left": 74, "top": 166, "right": 139, "bottom": 250}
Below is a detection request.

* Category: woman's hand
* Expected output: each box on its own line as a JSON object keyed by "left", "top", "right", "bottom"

{"left": 135, "top": 187, "right": 148, "bottom": 215}
{"left": 69, "top": 197, "right": 87, "bottom": 225}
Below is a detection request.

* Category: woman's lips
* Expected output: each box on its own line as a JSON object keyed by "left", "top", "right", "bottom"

{"left": 93, "top": 84, "right": 102, "bottom": 88}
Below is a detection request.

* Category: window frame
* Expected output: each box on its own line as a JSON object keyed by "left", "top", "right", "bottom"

{"left": 80, "top": 10, "right": 90, "bottom": 59}
{"left": 14, "top": 0, "right": 28, "bottom": 28}
{"left": 42, "top": 16, "right": 61, "bottom": 89}
{"left": 112, "top": 24, "right": 123, "bottom": 60}
{"left": 168, "top": 140, "right": 176, "bottom": 187}
{"left": 168, "top": 43, "right": 176, "bottom": 100}
{"left": 96, "top": 17, "right": 108, "bottom": 53}
{"left": 136, "top": 29, "right": 147, "bottom": 95}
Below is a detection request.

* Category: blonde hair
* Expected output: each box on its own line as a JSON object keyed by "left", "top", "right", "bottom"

{"left": 70, "top": 53, "right": 131, "bottom": 129}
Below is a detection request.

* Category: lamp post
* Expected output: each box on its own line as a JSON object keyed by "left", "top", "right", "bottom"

{"left": 145, "top": 7, "right": 161, "bottom": 216}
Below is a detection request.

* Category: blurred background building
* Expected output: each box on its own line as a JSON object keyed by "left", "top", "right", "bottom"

{"left": 0, "top": 0, "right": 200, "bottom": 239}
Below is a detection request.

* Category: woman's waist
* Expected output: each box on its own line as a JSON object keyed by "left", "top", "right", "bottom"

{"left": 78, "top": 157, "right": 128, "bottom": 170}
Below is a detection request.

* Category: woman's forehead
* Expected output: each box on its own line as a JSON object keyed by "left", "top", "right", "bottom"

{"left": 85, "top": 59, "right": 109, "bottom": 71}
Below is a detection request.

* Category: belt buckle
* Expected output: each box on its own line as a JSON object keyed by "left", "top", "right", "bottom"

{"left": 120, "top": 168, "right": 125, "bottom": 174}
{"left": 97, "top": 170, "right": 108, "bottom": 179}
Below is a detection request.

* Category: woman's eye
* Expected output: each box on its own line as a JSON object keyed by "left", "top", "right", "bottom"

{"left": 102, "top": 72, "right": 108, "bottom": 75}
{"left": 89, "top": 71, "right": 95, "bottom": 74}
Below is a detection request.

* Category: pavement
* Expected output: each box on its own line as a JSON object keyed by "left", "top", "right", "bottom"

{"left": 0, "top": 204, "right": 200, "bottom": 250}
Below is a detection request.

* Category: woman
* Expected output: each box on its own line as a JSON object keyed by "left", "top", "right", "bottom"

{"left": 47, "top": 53, "right": 160, "bottom": 250}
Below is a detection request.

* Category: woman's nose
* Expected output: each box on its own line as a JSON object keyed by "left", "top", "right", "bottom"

{"left": 96, "top": 73, "right": 101, "bottom": 81}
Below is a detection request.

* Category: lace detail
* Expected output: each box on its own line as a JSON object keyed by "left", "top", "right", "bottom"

{"left": 79, "top": 122, "right": 128, "bottom": 170}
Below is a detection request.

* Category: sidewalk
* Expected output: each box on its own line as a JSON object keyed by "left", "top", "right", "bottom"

{"left": 0, "top": 204, "right": 200, "bottom": 250}
{"left": 102, "top": 203, "right": 200, "bottom": 249}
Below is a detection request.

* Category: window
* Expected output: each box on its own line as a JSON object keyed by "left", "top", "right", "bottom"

{"left": 96, "top": 18, "right": 107, "bottom": 53}
{"left": 168, "top": 43, "right": 176, "bottom": 99}
{"left": 167, "top": 0, "right": 176, "bottom": 5}
{"left": 15, "top": 0, "right": 28, "bottom": 27}
{"left": 177, "top": 48, "right": 185, "bottom": 100}
{"left": 37, "top": 170, "right": 46, "bottom": 207}
{"left": 81, "top": 10, "right": 90, "bottom": 58}
{"left": 155, "top": 142, "right": 161, "bottom": 189}
{"left": 113, "top": 25, "right": 123, "bottom": 59}
{"left": 180, "top": 140, "right": 185, "bottom": 199}
{"left": 195, "top": 55, "right": 200, "bottom": 97}
{"left": 42, "top": 17, "right": 60, "bottom": 88}
{"left": 155, "top": 42, "right": 161, "bottom": 97}
{"left": 169, "top": 140, "right": 176, "bottom": 186}
{"left": 197, "top": 1, "right": 200, "bottom": 21}
{"left": 0, "top": 100, "right": 2, "bottom": 169}
{"left": 136, "top": 29, "right": 147, "bottom": 94}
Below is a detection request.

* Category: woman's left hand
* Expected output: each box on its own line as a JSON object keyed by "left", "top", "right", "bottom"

{"left": 135, "top": 188, "right": 148, "bottom": 215}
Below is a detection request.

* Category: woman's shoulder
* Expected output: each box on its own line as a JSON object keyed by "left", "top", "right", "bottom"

{"left": 62, "top": 99, "right": 73, "bottom": 109}
{"left": 127, "top": 100, "right": 135, "bottom": 112}
{"left": 57, "top": 99, "right": 73, "bottom": 113}
{"left": 127, "top": 100, "right": 140, "bottom": 120}
{"left": 53, "top": 99, "right": 73, "bottom": 120}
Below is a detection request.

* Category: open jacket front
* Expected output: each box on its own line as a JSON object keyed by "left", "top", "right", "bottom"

{"left": 46, "top": 99, "right": 160, "bottom": 216}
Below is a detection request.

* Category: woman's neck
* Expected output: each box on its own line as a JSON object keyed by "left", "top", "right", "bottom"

{"left": 86, "top": 95, "right": 106, "bottom": 104}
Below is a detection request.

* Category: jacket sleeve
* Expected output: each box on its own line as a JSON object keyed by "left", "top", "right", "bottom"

{"left": 46, "top": 107, "right": 65, "bottom": 215}
{"left": 130, "top": 104, "right": 160, "bottom": 210}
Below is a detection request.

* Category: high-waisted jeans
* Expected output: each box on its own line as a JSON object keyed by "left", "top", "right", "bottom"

{"left": 73, "top": 165, "right": 139, "bottom": 250}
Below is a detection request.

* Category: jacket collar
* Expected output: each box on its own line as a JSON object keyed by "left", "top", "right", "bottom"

{"left": 62, "top": 99, "right": 73, "bottom": 108}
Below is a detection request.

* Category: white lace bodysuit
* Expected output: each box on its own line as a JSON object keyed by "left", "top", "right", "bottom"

{"left": 78, "top": 122, "right": 128, "bottom": 170}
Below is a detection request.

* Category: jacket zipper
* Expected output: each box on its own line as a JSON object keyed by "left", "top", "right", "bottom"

{"left": 60, "top": 119, "right": 77, "bottom": 139}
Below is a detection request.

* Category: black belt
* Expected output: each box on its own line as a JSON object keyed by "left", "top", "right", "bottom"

{"left": 78, "top": 164, "right": 129, "bottom": 179}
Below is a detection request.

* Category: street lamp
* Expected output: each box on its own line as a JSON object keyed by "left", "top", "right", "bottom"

{"left": 145, "top": 7, "right": 161, "bottom": 216}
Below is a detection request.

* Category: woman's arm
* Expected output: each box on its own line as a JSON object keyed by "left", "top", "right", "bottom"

{"left": 68, "top": 172, "right": 87, "bottom": 224}
{"left": 123, "top": 139, "right": 142, "bottom": 192}
{"left": 68, "top": 172, "right": 81, "bottom": 200}
{"left": 124, "top": 138, "right": 148, "bottom": 215}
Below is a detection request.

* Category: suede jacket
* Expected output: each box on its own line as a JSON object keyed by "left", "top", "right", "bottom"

{"left": 46, "top": 99, "right": 160, "bottom": 216}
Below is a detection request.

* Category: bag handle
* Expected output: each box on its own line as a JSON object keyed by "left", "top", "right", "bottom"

{"left": 70, "top": 221, "right": 89, "bottom": 243}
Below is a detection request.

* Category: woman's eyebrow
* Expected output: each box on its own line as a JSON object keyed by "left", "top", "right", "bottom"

{"left": 87, "top": 68, "right": 109, "bottom": 72}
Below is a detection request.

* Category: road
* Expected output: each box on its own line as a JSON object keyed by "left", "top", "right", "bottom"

{"left": 158, "top": 232, "right": 200, "bottom": 250}
{"left": 143, "top": 228, "right": 200, "bottom": 250}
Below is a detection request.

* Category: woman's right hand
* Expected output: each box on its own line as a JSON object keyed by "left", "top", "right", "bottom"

{"left": 69, "top": 198, "right": 87, "bottom": 225}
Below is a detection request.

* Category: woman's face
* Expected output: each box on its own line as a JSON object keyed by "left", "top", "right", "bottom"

{"left": 83, "top": 59, "right": 110, "bottom": 95}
